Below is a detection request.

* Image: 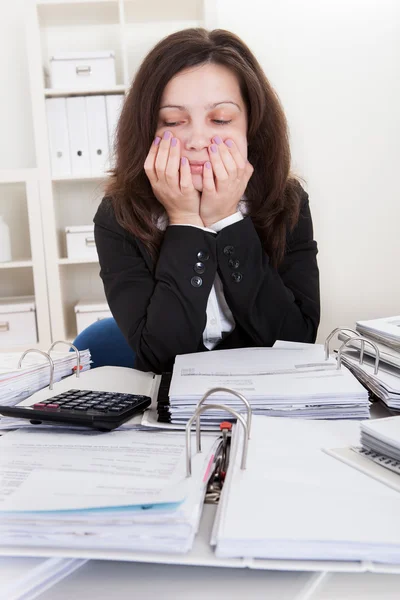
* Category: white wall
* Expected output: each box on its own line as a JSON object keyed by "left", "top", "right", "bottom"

{"left": 0, "top": 0, "right": 399, "bottom": 342}
{"left": 0, "top": 0, "right": 35, "bottom": 168}
{"left": 215, "top": 0, "right": 400, "bottom": 342}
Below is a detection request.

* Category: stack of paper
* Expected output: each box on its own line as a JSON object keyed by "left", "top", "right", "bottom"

{"left": 355, "top": 315, "right": 400, "bottom": 351}
{"left": 0, "top": 556, "right": 87, "bottom": 600}
{"left": 360, "top": 416, "right": 400, "bottom": 461}
{"left": 213, "top": 416, "right": 400, "bottom": 563}
{"left": 162, "top": 343, "right": 370, "bottom": 426}
{"left": 0, "top": 350, "right": 91, "bottom": 407}
{"left": 0, "top": 427, "right": 219, "bottom": 555}
{"left": 340, "top": 351, "right": 400, "bottom": 411}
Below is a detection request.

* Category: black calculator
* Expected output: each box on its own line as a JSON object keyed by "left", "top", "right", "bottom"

{"left": 0, "top": 389, "right": 152, "bottom": 431}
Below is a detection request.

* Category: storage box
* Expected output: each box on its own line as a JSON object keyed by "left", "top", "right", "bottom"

{"left": 50, "top": 51, "right": 116, "bottom": 90}
{"left": 74, "top": 300, "right": 112, "bottom": 334}
{"left": 65, "top": 225, "right": 97, "bottom": 260}
{"left": 0, "top": 296, "right": 38, "bottom": 348}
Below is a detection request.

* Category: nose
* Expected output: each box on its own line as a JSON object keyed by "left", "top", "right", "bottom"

{"left": 182, "top": 123, "right": 211, "bottom": 152}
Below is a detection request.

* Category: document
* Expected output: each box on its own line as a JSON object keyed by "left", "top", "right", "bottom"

{"left": 214, "top": 416, "right": 400, "bottom": 563}
{"left": 0, "top": 428, "right": 193, "bottom": 511}
{"left": 0, "top": 428, "right": 220, "bottom": 554}
{"left": 166, "top": 345, "right": 369, "bottom": 424}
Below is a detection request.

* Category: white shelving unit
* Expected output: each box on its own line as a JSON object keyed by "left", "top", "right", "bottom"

{"left": 25, "top": 0, "right": 217, "bottom": 343}
{"left": 0, "top": 169, "right": 51, "bottom": 352}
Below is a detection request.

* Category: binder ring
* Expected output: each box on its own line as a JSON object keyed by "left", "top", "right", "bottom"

{"left": 324, "top": 327, "right": 363, "bottom": 361}
{"left": 196, "top": 387, "right": 252, "bottom": 453}
{"left": 185, "top": 403, "right": 249, "bottom": 477}
{"left": 48, "top": 340, "right": 81, "bottom": 378}
{"left": 17, "top": 349, "right": 55, "bottom": 390}
{"left": 337, "top": 336, "right": 380, "bottom": 375}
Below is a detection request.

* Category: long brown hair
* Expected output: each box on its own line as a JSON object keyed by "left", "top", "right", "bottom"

{"left": 106, "top": 28, "right": 302, "bottom": 266}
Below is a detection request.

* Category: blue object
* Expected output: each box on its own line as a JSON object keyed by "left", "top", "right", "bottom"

{"left": 72, "top": 318, "right": 135, "bottom": 369}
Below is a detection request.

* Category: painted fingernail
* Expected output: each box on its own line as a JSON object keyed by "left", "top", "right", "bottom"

{"left": 225, "top": 139, "right": 233, "bottom": 148}
{"left": 171, "top": 137, "right": 178, "bottom": 147}
{"left": 205, "top": 161, "right": 212, "bottom": 169}
{"left": 163, "top": 131, "right": 172, "bottom": 140}
{"left": 210, "top": 144, "right": 218, "bottom": 153}
{"left": 181, "top": 157, "right": 188, "bottom": 165}
{"left": 213, "top": 135, "right": 223, "bottom": 145}
{"left": 154, "top": 136, "right": 161, "bottom": 146}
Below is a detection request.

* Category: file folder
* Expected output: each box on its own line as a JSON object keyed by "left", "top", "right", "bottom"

{"left": 45, "top": 98, "right": 71, "bottom": 177}
{"left": 105, "top": 94, "right": 124, "bottom": 166}
{"left": 85, "top": 95, "right": 110, "bottom": 175}
{"left": 66, "top": 96, "right": 91, "bottom": 175}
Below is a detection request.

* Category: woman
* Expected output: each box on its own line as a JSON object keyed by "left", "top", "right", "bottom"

{"left": 94, "top": 28, "right": 320, "bottom": 374}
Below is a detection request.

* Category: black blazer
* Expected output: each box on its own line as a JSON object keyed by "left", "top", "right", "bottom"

{"left": 94, "top": 189, "right": 320, "bottom": 374}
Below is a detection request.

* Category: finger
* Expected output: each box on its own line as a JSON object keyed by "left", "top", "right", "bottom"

{"left": 179, "top": 156, "right": 195, "bottom": 193}
{"left": 165, "top": 137, "right": 180, "bottom": 186}
{"left": 144, "top": 136, "right": 161, "bottom": 184}
{"left": 223, "top": 138, "right": 246, "bottom": 179}
{"left": 155, "top": 131, "right": 173, "bottom": 180}
{"left": 212, "top": 136, "right": 237, "bottom": 178}
{"left": 244, "top": 160, "right": 254, "bottom": 183}
{"left": 202, "top": 161, "right": 215, "bottom": 193}
{"left": 208, "top": 143, "right": 228, "bottom": 184}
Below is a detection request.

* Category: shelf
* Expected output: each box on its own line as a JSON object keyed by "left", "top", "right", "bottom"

{"left": 0, "top": 169, "right": 38, "bottom": 184}
{"left": 37, "top": 0, "right": 117, "bottom": 5}
{"left": 0, "top": 261, "right": 33, "bottom": 270}
{"left": 58, "top": 257, "right": 99, "bottom": 265}
{"left": 52, "top": 173, "right": 109, "bottom": 182}
{"left": 45, "top": 85, "right": 127, "bottom": 98}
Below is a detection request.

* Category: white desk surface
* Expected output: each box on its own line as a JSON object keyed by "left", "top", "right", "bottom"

{"left": 36, "top": 560, "right": 400, "bottom": 600}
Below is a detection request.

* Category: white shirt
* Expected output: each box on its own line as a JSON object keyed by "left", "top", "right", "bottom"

{"left": 157, "top": 206, "right": 247, "bottom": 350}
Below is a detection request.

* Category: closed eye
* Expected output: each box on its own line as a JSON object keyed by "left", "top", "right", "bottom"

{"left": 161, "top": 119, "right": 232, "bottom": 127}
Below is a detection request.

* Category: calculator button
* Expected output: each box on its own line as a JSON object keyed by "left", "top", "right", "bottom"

{"left": 109, "top": 407, "right": 122, "bottom": 412}
{"left": 43, "top": 404, "right": 59, "bottom": 410}
{"left": 33, "top": 403, "right": 46, "bottom": 409}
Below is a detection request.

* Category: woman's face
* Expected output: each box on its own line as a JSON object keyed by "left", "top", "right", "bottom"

{"left": 156, "top": 63, "right": 248, "bottom": 192}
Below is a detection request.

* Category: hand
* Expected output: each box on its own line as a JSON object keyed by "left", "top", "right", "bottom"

{"left": 200, "top": 137, "right": 254, "bottom": 228}
{"left": 144, "top": 132, "right": 202, "bottom": 226}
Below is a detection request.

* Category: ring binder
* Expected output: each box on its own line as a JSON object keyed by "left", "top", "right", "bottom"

{"left": 48, "top": 340, "right": 81, "bottom": 378}
{"left": 185, "top": 403, "right": 250, "bottom": 477}
{"left": 195, "top": 387, "right": 252, "bottom": 452}
{"left": 324, "top": 327, "right": 362, "bottom": 360}
{"left": 17, "top": 349, "right": 55, "bottom": 390}
{"left": 337, "top": 336, "right": 381, "bottom": 375}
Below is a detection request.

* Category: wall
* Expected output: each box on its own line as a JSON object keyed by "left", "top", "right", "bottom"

{"left": 0, "top": 0, "right": 35, "bottom": 168}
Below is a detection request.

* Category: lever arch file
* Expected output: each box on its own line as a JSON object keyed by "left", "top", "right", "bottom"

{"left": 85, "top": 95, "right": 110, "bottom": 175}
{"left": 45, "top": 97, "right": 71, "bottom": 177}
{"left": 66, "top": 96, "right": 91, "bottom": 175}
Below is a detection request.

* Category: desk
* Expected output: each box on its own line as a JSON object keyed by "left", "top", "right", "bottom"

{"left": 36, "top": 561, "right": 400, "bottom": 600}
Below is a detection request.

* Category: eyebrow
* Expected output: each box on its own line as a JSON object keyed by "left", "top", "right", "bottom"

{"left": 159, "top": 101, "right": 242, "bottom": 111}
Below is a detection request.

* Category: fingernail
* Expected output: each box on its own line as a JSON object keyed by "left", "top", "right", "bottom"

{"left": 225, "top": 139, "right": 233, "bottom": 148}
{"left": 154, "top": 136, "right": 161, "bottom": 146}
{"left": 181, "top": 157, "right": 188, "bottom": 165}
{"left": 163, "top": 131, "right": 172, "bottom": 140}
{"left": 171, "top": 137, "right": 178, "bottom": 147}
{"left": 210, "top": 144, "right": 218, "bottom": 153}
{"left": 213, "top": 135, "right": 222, "bottom": 145}
{"left": 205, "top": 161, "right": 211, "bottom": 169}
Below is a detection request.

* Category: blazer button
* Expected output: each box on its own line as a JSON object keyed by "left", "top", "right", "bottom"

{"left": 191, "top": 276, "right": 203, "bottom": 288}
{"left": 223, "top": 245, "right": 235, "bottom": 256}
{"left": 194, "top": 262, "right": 205, "bottom": 274}
{"left": 231, "top": 271, "right": 243, "bottom": 283}
{"left": 197, "top": 250, "right": 209, "bottom": 261}
{"left": 228, "top": 258, "right": 240, "bottom": 269}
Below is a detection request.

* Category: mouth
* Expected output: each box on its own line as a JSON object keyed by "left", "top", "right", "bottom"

{"left": 189, "top": 161, "right": 206, "bottom": 175}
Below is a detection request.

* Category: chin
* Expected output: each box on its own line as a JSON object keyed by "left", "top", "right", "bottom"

{"left": 191, "top": 174, "right": 203, "bottom": 192}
